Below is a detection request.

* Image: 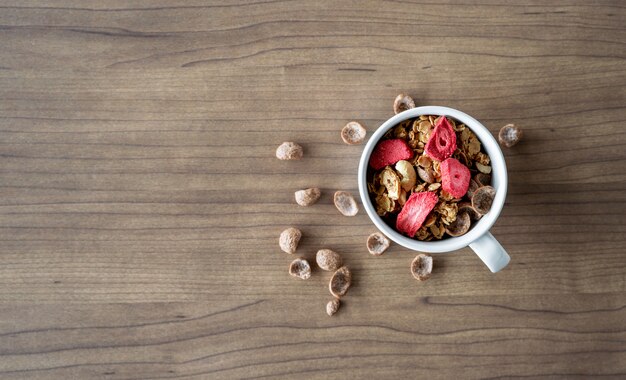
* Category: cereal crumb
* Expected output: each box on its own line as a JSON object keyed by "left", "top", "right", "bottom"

{"left": 316, "top": 249, "right": 343, "bottom": 271}
{"left": 295, "top": 188, "right": 321, "bottom": 206}
{"left": 367, "top": 232, "right": 390, "bottom": 256}
{"left": 498, "top": 124, "right": 523, "bottom": 148}
{"left": 334, "top": 191, "right": 359, "bottom": 216}
{"left": 393, "top": 94, "right": 416, "bottom": 114}
{"left": 276, "top": 142, "right": 303, "bottom": 160}
{"left": 411, "top": 254, "right": 433, "bottom": 281}
{"left": 326, "top": 299, "right": 341, "bottom": 316}
{"left": 341, "top": 121, "right": 367, "bottom": 145}
{"left": 329, "top": 266, "right": 352, "bottom": 298}
{"left": 289, "top": 258, "right": 311, "bottom": 280}
{"left": 279, "top": 227, "right": 302, "bottom": 254}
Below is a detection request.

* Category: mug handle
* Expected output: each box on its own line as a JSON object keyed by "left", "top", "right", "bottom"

{"left": 468, "top": 232, "right": 510, "bottom": 273}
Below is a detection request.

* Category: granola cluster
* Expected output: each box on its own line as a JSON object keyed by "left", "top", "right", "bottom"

{"left": 367, "top": 115, "right": 493, "bottom": 241}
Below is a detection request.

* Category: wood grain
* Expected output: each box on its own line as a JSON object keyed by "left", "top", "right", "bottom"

{"left": 0, "top": 0, "right": 624, "bottom": 378}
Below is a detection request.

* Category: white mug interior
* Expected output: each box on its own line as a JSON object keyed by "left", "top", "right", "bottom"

{"left": 357, "top": 106, "right": 508, "bottom": 253}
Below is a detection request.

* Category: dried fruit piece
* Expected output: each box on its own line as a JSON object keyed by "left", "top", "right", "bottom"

{"left": 316, "top": 249, "right": 343, "bottom": 271}
{"left": 369, "top": 139, "right": 414, "bottom": 170}
{"left": 341, "top": 121, "right": 367, "bottom": 145}
{"left": 395, "top": 160, "right": 417, "bottom": 192}
{"left": 424, "top": 116, "right": 456, "bottom": 161}
{"left": 329, "top": 266, "right": 352, "bottom": 298}
{"left": 441, "top": 158, "right": 471, "bottom": 198}
{"left": 445, "top": 211, "right": 471, "bottom": 237}
{"left": 498, "top": 124, "right": 523, "bottom": 148}
{"left": 367, "top": 232, "right": 390, "bottom": 256}
{"left": 411, "top": 254, "right": 433, "bottom": 281}
{"left": 458, "top": 201, "right": 482, "bottom": 220}
{"left": 381, "top": 167, "right": 401, "bottom": 200}
{"left": 326, "top": 299, "right": 341, "bottom": 316}
{"left": 396, "top": 192, "right": 438, "bottom": 236}
{"left": 295, "top": 188, "right": 321, "bottom": 206}
{"left": 334, "top": 191, "right": 359, "bottom": 216}
{"left": 289, "top": 258, "right": 311, "bottom": 280}
{"left": 276, "top": 142, "right": 303, "bottom": 160}
{"left": 393, "top": 93, "right": 416, "bottom": 114}
{"left": 279, "top": 227, "right": 302, "bottom": 254}
{"left": 472, "top": 185, "right": 496, "bottom": 215}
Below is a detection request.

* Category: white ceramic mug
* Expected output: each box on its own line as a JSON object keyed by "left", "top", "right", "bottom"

{"left": 358, "top": 106, "right": 510, "bottom": 272}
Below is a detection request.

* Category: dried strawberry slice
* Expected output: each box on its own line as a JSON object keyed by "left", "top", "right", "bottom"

{"left": 441, "top": 158, "right": 471, "bottom": 198}
{"left": 369, "top": 138, "right": 414, "bottom": 170}
{"left": 396, "top": 192, "right": 438, "bottom": 236}
{"left": 425, "top": 116, "right": 456, "bottom": 161}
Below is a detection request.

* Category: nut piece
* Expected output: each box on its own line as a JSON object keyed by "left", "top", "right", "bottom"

{"left": 367, "top": 232, "right": 390, "bottom": 256}
{"left": 476, "top": 162, "right": 492, "bottom": 174}
{"left": 295, "top": 188, "right": 321, "bottom": 206}
{"left": 341, "top": 121, "right": 367, "bottom": 145}
{"left": 316, "top": 249, "right": 343, "bottom": 271}
{"left": 411, "top": 254, "right": 433, "bottom": 281}
{"left": 445, "top": 211, "right": 471, "bottom": 237}
{"left": 393, "top": 94, "right": 416, "bottom": 114}
{"left": 329, "top": 266, "right": 351, "bottom": 298}
{"left": 471, "top": 185, "right": 496, "bottom": 215}
{"left": 289, "top": 258, "right": 311, "bottom": 280}
{"left": 498, "top": 124, "right": 523, "bottom": 148}
{"left": 326, "top": 299, "right": 341, "bottom": 316}
{"left": 417, "top": 166, "right": 435, "bottom": 184}
{"left": 276, "top": 142, "right": 303, "bottom": 160}
{"left": 381, "top": 167, "right": 401, "bottom": 200}
{"left": 395, "top": 160, "right": 417, "bottom": 192}
{"left": 333, "top": 191, "right": 359, "bottom": 216}
{"left": 279, "top": 227, "right": 302, "bottom": 254}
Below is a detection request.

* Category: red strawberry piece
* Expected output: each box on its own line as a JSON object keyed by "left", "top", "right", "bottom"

{"left": 425, "top": 116, "right": 457, "bottom": 161}
{"left": 441, "top": 158, "right": 471, "bottom": 198}
{"left": 369, "top": 138, "right": 414, "bottom": 170}
{"left": 396, "top": 191, "right": 438, "bottom": 236}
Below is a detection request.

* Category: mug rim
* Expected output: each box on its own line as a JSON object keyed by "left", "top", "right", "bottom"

{"left": 357, "top": 106, "right": 508, "bottom": 253}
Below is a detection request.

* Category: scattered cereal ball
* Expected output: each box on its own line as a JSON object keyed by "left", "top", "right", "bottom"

{"left": 326, "top": 299, "right": 341, "bottom": 316}
{"left": 471, "top": 185, "right": 496, "bottom": 215}
{"left": 333, "top": 191, "right": 359, "bottom": 216}
{"left": 295, "top": 188, "right": 321, "bottom": 206}
{"left": 329, "top": 266, "right": 352, "bottom": 298}
{"left": 411, "top": 254, "right": 433, "bottom": 281}
{"left": 341, "top": 121, "right": 367, "bottom": 145}
{"left": 279, "top": 227, "right": 302, "bottom": 254}
{"left": 289, "top": 258, "right": 311, "bottom": 280}
{"left": 366, "top": 232, "right": 390, "bottom": 256}
{"left": 276, "top": 142, "right": 303, "bottom": 160}
{"left": 445, "top": 211, "right": 471, "bottom": 237}
{"left": 498, "top": 124, "right": 523, "bottom": 148}
{"left": 316, "top": 249, "right": 343, "bottom": 271}
{"left": 393, "top": 94, "right": 416, "bottom": 114}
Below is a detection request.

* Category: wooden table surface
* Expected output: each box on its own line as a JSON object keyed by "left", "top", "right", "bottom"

{"left": 1, "top": 1, "right": 625, "bottom": 378}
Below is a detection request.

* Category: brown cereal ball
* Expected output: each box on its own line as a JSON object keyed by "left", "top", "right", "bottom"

{"left": 295, "top": 188, "right": 321, "bottom": 206}
{"left": 279, "top": 227, "right": 302, "bottom": 254}
{"left": 326, "top": 299, "right": 341, "bottom": 316}
{"left": 276, "top": 142, "right": 303, "bottom": 160}
{"left": 289, "top": 258, "right": 311, "bottom": 280}
{"left": 411, "top": 254, "right": 433, "bottom": 281}
{"left": 316, "top": 249, "right": 343, "bottom": 271}
{"left": 341, "top": 121, "right": 367, "bottom": 145}
{"left": 366, "top": 232, "right": 390, "bottom": 256}
{"left": 498, "top": 124, "right": 523, "bottom": 148}
{"left": 333, "top": 191, "right": 359, "bottom": 216}
{"left": 329, "top": 266, "right": 352, "bottom": 298}
{"left": 393, "top": 94, "right": 416, "bottom": 114}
